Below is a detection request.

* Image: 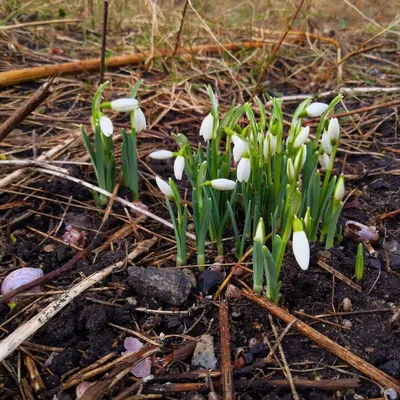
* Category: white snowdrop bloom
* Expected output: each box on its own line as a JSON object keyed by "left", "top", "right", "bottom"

{"left": 174, "top": 155, "right": 185, "bottom": 180}
{"left": 111, "top": 98, "right": 139, "bottom": 112}
{"left": 149, "top": 150, "right": 174, "bottom": 160}
{"left": 237, "top": 157, "right": 251, "bottom": 183}
{"left": 292, "top": 217, "right": 309, "bottom": 270}
{"left": 319, "top": 152, "right": 330, "bottom": 169}
{"left": 134, "top": 108, "right": 147, "bottom": 133}
{"left": 306, "top": 102, "right": 328, "bottom": 117}
{"left": 200, "top": 113, "right": 214, "bottom": 141}
{"left": 263, "top": 131, "right": 277, "bottom": 159}
{"left": 321, "top": 131, "right": 333, "bottom": 154}
{"left": 210, "top": 179, "right": 236, "bottom": 191}
{"left": 155, "top": 176, "right": 173, "bottom": 198}
{"left": 334, "top": 174, "right": 345, "bottom": 202}
{"left": 293, "top": 126, "right": 309, "bottom": 150}
{"left": 231, "top": 135, "right": 250, "bottom": 162}
{"left": 327, "top": 118, "right": 340, "bottom": 144}
{"left": 99, "top": 116, "right": 113, "bottom": 137}
{"left": 254, "top": 218, "right": 265, "bottom": 243}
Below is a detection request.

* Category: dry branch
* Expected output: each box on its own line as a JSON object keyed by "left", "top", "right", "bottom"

{"left": 219, "top": 302, "right": 233, "bottom": 400}
{"left": 242, "top": 289, "right": 400, "bottom": 394}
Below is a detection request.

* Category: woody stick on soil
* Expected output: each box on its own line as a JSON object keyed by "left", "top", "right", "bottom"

{"left": 242, "top": 289, "right": 400, "bottom": 394}
{"left": 219, "top": 302, "right": 233, "bottom": 400}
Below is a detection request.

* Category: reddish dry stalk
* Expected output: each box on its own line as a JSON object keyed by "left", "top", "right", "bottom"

{"left": 219, "top": 302, "right": 233, "bottom": 400}
{"left": 242, "top": 289, "right": 400, "bottom": 394}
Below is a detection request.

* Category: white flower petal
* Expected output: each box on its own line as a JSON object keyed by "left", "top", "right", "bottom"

{"left": 210, "top": 179, "right": 236, "bottom": 191}
{"left": 149, "top": 150, "right": 173, "bottom": 160}
{"left": 293, "top": 126, "right": 309, "bottom": 150}
{"left": 111, "top": 98, "right": 139, "bottom": 112}
{"left": 306, "top": 102, "right": 328, "bottom": 117}
{"left": 232, "top": 135, "right": 249, "bottom": 162}
{"left": 99, "top": 116, "right": 113, "bottom": 137}
{"left": 254, "top": 218, "right": 265, "bottom": 243}
{"left": 134, "top": 108, "right": 147, "bottom": 133}
{"left": 334, "top": 175, "right": 345, "bottom": 202}
{"left": 319, "top": 153, "right": 330, "bottom": 169}
{"left": 174, "top": 155, "right": 185, "bottom": 180}
{"left": 237, "top": 157, "right": 251, "bottom": 183}
{"left": 200, "top": 114, "right": 213, "bottom": 141}
{"left": 321, "top": 131, "right": 332, "bottom": 154}
{"left": 155, "top": 176, "right": 173, "bottom": 198}
{"left": 327, "top": 118, "right": 340, "bottom": 144}
{"left": 292, "top": 230, "right": 310, "bottom": 270}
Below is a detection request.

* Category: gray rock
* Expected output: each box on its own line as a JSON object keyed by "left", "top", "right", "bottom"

{"left": 126, "top": 266, "right": 192, "bottom": 306}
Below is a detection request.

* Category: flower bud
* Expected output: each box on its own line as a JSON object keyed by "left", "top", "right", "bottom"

{"left": 254, "top": 218, "right": 265, "bottom": 243}
{"left": 334, "top": 174, "right": 345, "bottom": 202}
{"left": 206, "top": 179, "right": 236, "bottom": 191}
{"left": 306, "top": 102, "right": 328, "bottom": 117}
{"left": 111, "top": 98, "right": 139, "bottom": 112}
{"left": 155, "top": 176, "right": 173, "bottom": 198}
{"left": 327, "top": 118, "right": 340, "bottom": 145}
{"left": 292, "top": 217, "right": 309, "bottom": 270}
{"left": 149, "top": 150, "right": 174, "bottom": 160}
{"left": 174, "top": 155, "right": 185, "bottom": 180}
{"left": 134, "top": 108, "right": 146, "bottom": 133}
{"left": 293, "top": 126, "right": 309, "bottom": 150}
{"left": 319, "top": 152, "right": 330, "bottom": 169}
{"left": 200, "top": 113, "right": 214, "bottom": 141}
{"left": 237, "top": 157, "right": 251, "bottom": 183}
{"left": 99, "top": 116, "right": 113, "bottom": 137}
{"left": 321, "top": 131, "right": 333, "bottom": 154}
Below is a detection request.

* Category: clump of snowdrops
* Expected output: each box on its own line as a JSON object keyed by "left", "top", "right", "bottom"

{"left": 81, "top": 81, "right": 146, "bottom": 208}
{"left": 151, "top": 87, "right": 345, "bottom": 302}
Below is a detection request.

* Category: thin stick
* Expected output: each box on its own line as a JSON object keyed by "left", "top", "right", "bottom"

{"left": 317, "top": 259, "right": 362, "bottom": 293}
{"left": 242, "top": 289, "right": 400, "bottom": 394}
{"left": 0, "top": 237, "right": 157, "bottom": 362}
{"left": 0, "top": 78, "right": 53, "bottom": 143}
{"left": 173, "top": 0, "right": 189, "bottom": 55}
{"left": 253, "top": 0, "right": 306, "bottom": 96}
{"left": 219, "top": 302, "right": 233, "bottom": 400}
{"left": 99, "top": 0, "right": 109, "bottom": 84}
{"left": 0, "top": 18, "right": 80, "bottom": 30}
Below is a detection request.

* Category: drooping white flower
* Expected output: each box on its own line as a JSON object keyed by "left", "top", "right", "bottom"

{"left": 292, "top": 217, "right": 309, "bottom": 270}
{"left": 200, "top": 113, "right": 214, "bottom": 141}
{"left": 306, "top": 102, "right": 328, "bottom": 117}
{"left": 334, "top": 174, "right": 345, "bottom": 202}
{"left": 321, "top": 131, "right": 333, "bottom": 154}
{"left": 99, "top": 116, "right": 113, "bottom": 137}
{"left": 210, "top": 178, "right": 236, "bottom": 191}
{"left": 134, "top": 108, "right": 147, "bottom": 133}
{"left": 254, "top": 218, "right": 265, "bottom": 243}
{"left": 294, "top": 144, "right": 307, "bottom": 171}
{"left": 149, "top": 150, "right": 174, "bottom": 160}
{"left": 263, "top": 131, "right": 277, "bottom": 160}
{"left": 111, "top": 98, "right": 139, "bottom": 112}
{"left": 231, "top": 135, "right": 250, "bottom": 162}
{"left": 319, "top": 152, "right": 330, "bottom": 169}
{"left": 155, "top": 176, "right": 173, "bottom": 198}
{"left": 237, "top": 157, "right": 251, "bottom": 183}
{"left": 327, "top": 118, "right": 340, "bottom": 144}
{"left": 174, "top": 155, "right": 185, "bottom": 180}
{"left": 293, "top": 126, "right": 309, "bottom": 150}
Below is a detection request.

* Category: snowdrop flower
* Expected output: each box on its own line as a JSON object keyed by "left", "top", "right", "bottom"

{"left": 304, "top": 207, "right": 311, "bottom": 232}
{"left": 200, "top": 113, "right": 214, "bottom": 141}
{"left": 149, "top": 150, "right": 174, "bottom": 160}
{"left": 237, "top": 156, "right": 251, "bottom": 183}
{"left": 321, "top": 131, "right": 332, "bottom": 154}
{"left": 205, "top": 179, "right": 236, "bottom": 191}
{"left": 254, "top": 218, "right": 265, "bottom": 243}
{"left": 287, "top": 159, "right": 295, "bottom": 182}
{"left": 327, "top": 118, "right": 340, "bottom": 145}
{"left": 294, "top": 144, "right": 307, "bottom": 171}
{"left": 263, "top": 131, "right": 277, "bottom": 160}
{"left": 174, "top": 155, "right": 185, "bottom": 180}
{"left": 99, "top": 116, "right": 113, "bottom": 137}
{"left": 319, "top": 152, "right": 330, "bottom": 169}
{"left": 334, "top": 174, "right": 345, "bottom": 202}
{"left": 231, "top": 135, "right": 250, "bottom": 162}
{"left": 155, "top": 176, "right": 173, "bottom": 198}
{"left": 292, "top": 217, "right": 309, "bottom": 270}
{"left": 306, "top": 102, "right": 328, "bottom": 117}
{"left": 111, "top": 98, "right": 139, "bottom": 112}
{"left": 293, "top": 126, "right": 309, "bottom": 150}
{"left": 134, "top": 107, "right": 147, "bottom": 133}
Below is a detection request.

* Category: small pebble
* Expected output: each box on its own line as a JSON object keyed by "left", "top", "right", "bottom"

{"left": 225, "top": 284, "right": 242, "bottom": 299}
{"left": 343, "top": 297, "right": 352, "bottom": 312}
{"left": 342, "top": 319, "right": 353, "bottom": 329}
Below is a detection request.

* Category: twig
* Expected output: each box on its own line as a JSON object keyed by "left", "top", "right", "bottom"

{"left": 173, "top": 0, "right": 189, "bottom": 55}
{"left": 316, "top": 259, "right": 362, "bottom": 293}
{"left": 253, "top": 0, "right": 306, "bottom": 96}
{"left": 0, "top": 78, "right": 53, "bottom": 143}
{"left": 219, "top": 302, "right": 233, "bottom": 400}
{"left": 0, "top": 237, "right": 157, "bottom": 362}
{"left": 99, "top": 0, "right": 109, "bottom": 84}
{"left": 0, "top": 19, "right": 80, "bottom": 30}
{"left": 242, "top": 289, "right": 400, "bottom": 394}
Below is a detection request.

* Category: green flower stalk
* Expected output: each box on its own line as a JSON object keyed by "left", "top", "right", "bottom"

{"left": 156, "top": 176, "right": 188, "bottom": 266}
{"left": 81, "top": 82, "right": 116, "bottom": 208}
{"left": 355, "top": 243, "right": 364, "bottom": 280}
